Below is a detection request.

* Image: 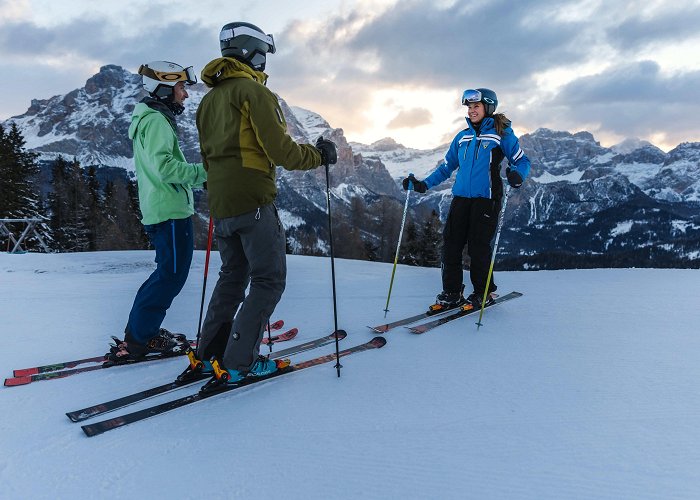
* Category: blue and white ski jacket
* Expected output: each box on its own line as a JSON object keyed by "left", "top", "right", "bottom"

{"left": 424, "top": 117, "right": 531, "bottom": 199}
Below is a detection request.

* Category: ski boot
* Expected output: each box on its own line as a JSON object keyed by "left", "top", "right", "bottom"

{"left": 428, "top": 286, "right": 466, "bottom": 314}
{"left": 200, "top": 356, "right": 290, "bottom": 394}
{"left": 466, "top": 291, "right": 496, "bottom": 308}
{"left": 105, "top": 328, "right": 190, "bottom": 366}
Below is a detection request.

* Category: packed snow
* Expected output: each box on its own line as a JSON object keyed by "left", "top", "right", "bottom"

{"left": 1, "top": 251, "right": 699, "bottom": 499}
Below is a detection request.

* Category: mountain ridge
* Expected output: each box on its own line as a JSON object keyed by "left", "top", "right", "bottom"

{"left": 4, "top": 64, "right": 699, "bottom": 268}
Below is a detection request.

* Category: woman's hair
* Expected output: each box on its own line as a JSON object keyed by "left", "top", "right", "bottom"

{"left": 493, "top": 113, "right": 511, "bottom": 136}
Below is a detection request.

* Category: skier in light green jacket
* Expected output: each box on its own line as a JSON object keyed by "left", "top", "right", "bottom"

{"left": 107, "top": 61, "right": 207, "bottom": 364}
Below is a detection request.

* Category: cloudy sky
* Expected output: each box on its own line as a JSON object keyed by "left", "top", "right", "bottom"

{"left": 1, "top": 0, "right": 699, "bottom": 151}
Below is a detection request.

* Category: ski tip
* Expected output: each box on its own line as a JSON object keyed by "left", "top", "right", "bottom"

{"left": 66, "top": 411, "right": 83, "bottom": 423}
{"left": 269, "top": 319, "right": 284, "bottom": 329}
{"left": 13, "top": 368, "right": 39, "bottom": 377}
{"left": 368, "top": 325, "right": 388, "bottom": 333}
{"left": 4, "top": 376, "right": 31, "bottom": 387}
{"left": 81, "top": 425, "right": 99, "bottom": 437}
{"left": 370, "top": 336, "right": 387, "bottom": 348}
{"left": 334, "top": 330, "right": 348, "bottom": 340}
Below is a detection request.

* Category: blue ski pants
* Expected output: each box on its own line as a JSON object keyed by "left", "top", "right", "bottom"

{"left": 126, "top": 217, "right": 193, "bottom": 344}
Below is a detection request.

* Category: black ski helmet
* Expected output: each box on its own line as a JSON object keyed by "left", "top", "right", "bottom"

{"left": 219, "top": 22, "right": 276, "bottom": 71}
{"left": 462, "top": 88, "right": 498, "bottom": 116}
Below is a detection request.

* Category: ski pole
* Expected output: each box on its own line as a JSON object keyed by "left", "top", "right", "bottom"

{"left": 324, "top": 162, "right": 342, "bottom": 377}
{"left": 383, "top": 173, "right": 413, "bottom": 317}
{"left": 196, "top": 216, "right": 214, "bottom": 347}
{"left": 476, "top": 184, "right": 511, "bottom": 330}
{"left": 265, "top": 319, "right": 273, "bottom": 354}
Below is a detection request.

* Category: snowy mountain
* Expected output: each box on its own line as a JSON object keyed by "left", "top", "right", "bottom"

{"left": 4, "top": 65, "right": 700, "bottom": 268}
{"left": 2, "top": 251, "right": 700, "bottom": 498}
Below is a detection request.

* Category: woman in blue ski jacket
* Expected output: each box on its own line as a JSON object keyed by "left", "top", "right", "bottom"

{"left": 402, "top": 88, "right": 530, "bottom": 308}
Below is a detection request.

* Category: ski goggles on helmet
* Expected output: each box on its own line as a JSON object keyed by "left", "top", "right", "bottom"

{"left": 220, "top": 26, "right": 276, "bottom": 54}
{"left": 138, "top": 65, "right": 197, "bottom": 85}
{"left": 462, "top": 89, "right": 496, "bottom": 106}
{"left": 462, "top": 89, "right": 483, "bottom": 105}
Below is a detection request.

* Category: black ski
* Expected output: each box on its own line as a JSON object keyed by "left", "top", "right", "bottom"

{"left": 407, "top": 291, "right": 523, "bottom": 333}
{"left": 67, "top": 330, "right": 347, "bottom": 423}
{"left": 81, "top": 336, "right": 386, "bottom": 437}
{"left": 368, "top": 303, "right": 462, "bottom": 333}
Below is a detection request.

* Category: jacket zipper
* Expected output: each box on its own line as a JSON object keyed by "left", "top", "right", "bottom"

{"left": 170, "top": 183, "right": 190, "bottom": 204}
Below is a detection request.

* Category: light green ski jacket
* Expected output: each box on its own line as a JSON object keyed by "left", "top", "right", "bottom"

{"left": 128, "top": 102, "right": 206, "bottom": 225}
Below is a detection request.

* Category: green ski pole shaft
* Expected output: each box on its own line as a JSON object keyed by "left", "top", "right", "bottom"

{"left": 477, "top": 184, "right": 511, "bottom": 329}
{"left": 383, "top": 176, "right": 412, "bottom": 317}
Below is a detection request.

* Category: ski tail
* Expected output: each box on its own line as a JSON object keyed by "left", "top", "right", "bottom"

{"left": 261, "top": 327, "right": 298, "bottom": 345}
{"left": 13, "top": 355, "right": 106, "bottom": 377}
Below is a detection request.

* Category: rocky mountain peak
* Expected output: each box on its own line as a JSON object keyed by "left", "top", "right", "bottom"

{"left": 84, "top": 65, "right": 137, "bottom": 94}
{"left": 369, "top": 137, "right": 406, "bottom": 151}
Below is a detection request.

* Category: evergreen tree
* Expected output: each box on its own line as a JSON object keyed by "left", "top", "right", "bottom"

{"left": 0, "top": 123, "right": 41, "bottom": 218}
{"left": 400, "top": 221, "right": 421, "bottom": 266}
{"left": 48, "top": 156, "right": 92, "bottom": 251}
{"left": 0, "top": 123, "right": 45, "bottom": 250}
{"left": 368, "top": 197, "right": 402, "bottom": 262}
{"left": 85, "top": 166, "right": 103, "bottom": 251}
{"left": 420, "top": 210, "right": 442, "bottom": 267}
{"left": 97, "top": 178, "right": 147, "bottom": 250}
{"left": 127, "top": 178, "right": 148, "bottom": 248}
{"left": 399, "top": 210, "right": 443, "bottom": 267}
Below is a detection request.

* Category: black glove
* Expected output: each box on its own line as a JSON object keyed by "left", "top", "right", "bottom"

{"left": 315, "top": 136, "right": 338, "bottom": 166}
{"left": 506, "top": 167, "right": 523, "bottom": 188}
{"left": 402, "top": 175, "right": 427, "bottom": 193}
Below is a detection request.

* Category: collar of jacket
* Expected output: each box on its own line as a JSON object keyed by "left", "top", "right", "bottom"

{"left": 200, "top": 57, "right": 268, "bottom": 88}
{"left": 140, "top": 96, "right": 178, "bottom": 132}
{"left": 466, "top": 116, "right": 494, "bottom": 133}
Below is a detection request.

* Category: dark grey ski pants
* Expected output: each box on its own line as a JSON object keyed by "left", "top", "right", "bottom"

{"left": 197, "top": 204, "right": 286, "bottom": 371}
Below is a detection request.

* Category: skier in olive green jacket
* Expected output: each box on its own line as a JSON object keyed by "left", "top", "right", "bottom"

{"left": 192, "top": 22, "right": 338, "bottom": 383}
{"left": 107, "top": 61, "right": 207, "bottom": 364}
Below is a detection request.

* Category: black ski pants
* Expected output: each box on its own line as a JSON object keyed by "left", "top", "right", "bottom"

{"left": 441, "top": 196, "right": 501, "bottom": 296}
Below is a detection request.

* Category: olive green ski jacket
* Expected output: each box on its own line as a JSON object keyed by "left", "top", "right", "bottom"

{"left": 196, "top": 57, "right": 322, "bottom": 218}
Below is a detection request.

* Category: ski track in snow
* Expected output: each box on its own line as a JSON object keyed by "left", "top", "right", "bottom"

{"left": 1, "top": 252, "right": 700, "bottom": 499}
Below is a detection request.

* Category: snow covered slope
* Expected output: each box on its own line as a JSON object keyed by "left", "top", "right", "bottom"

{"left": 1, "top": 251, "right": 699, "bottom": 499}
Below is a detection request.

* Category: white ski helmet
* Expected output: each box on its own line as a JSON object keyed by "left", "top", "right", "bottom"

{"left": 219, "top": 22, "right": 276, "bottom": 71}
{"left": 138, "top": 61, "right": 197, "bottom": 99}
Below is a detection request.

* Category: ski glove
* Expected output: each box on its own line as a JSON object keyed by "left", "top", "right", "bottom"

{"left": 402, "top": 175, "right": 427, "bottom": 193}
{"left": 315, "top": 136, "right": 338, "bottom": 166}
{"left": 506, "top": 167, "right": 523, "bottom": 188}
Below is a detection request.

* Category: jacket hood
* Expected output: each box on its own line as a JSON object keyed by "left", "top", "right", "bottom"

{"left": 201, "top": 57, "right": 268, "bottom": 88}
{"left": 129, "top": 99, "right": 177, "bottom": 139}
